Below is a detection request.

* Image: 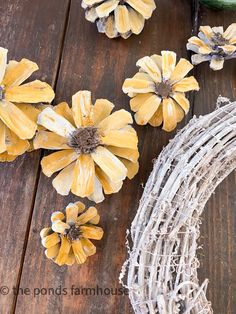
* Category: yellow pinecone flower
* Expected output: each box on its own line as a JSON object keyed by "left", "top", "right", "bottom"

{"left": 122, "top": 51, "right": 200, "bottom": 132}
{"left": 40, "top": 201, "right": 103, "bottom": 266}
{"left": 187, "top": 24, "right": 236, "bottom": 71}
{"left": 34, "top": 90, "right": 139, "bottom": 203}
{"left": 82, "top": 0, "right": 156, "bottom": 39}
{"left": 0, "top": 47, "right": 55, "bottom": 162}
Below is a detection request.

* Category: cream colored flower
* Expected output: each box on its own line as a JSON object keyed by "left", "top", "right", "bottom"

{"left": 34, "top": 91, "right": 139, "bottom": 203}
{"left": 0, "top": 47, "right": 55, "bottom": 162}
{"left": 187, "top": 24, "right": 236, "bottom": 70}
{"left": 40, "top": 201, "right": 103, "bottom": 266}
{"left": 82, "top": 0, "right": 156, "bottom": 39}
{"left": 123, "top": 51, "right": 200, "bottom": 132}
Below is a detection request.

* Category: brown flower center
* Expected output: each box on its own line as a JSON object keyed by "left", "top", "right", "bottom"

{"left": 68, "top": 126, "right": 101, "bottom": 154}
{"left": 155, "top": 81, "right": 172, "bottom": 98}
{"left": 210, "top": 32, "right": 230, "bottom": 56}
{"left": 66, "top": 224, "right": 81, "bottom": 242}
{"left": 212, "top": 32, "right": 229, "bottom": 47}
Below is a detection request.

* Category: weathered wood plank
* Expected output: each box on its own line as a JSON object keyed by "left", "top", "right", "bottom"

{"left": 193, "top": 3, "right": 236, "bottom": 313}
{"left": 15, "top": 0, "right": 193, "bottom": 313}
{"left": 0, "top": 1, "right": 70, "bottom": 313}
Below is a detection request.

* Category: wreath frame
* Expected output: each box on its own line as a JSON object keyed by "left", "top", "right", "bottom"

{"left": 120, "top": 99, "right": 236, "bottom": 314}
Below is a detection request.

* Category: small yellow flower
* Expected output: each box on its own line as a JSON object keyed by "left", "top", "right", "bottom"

{"left": 0, "top": 47, "right": 55, "bottom": 162}
{"left": 122, "top": 51, "right": 200, "bottom": 132}
{"left": 82, "top": 0, "right": 156, "bottom": 39}
{"left": 40, "top": 201, "right": 103, "bottom": 266}
{"left": 34, "top": 91, "right": 139, "bottom": 203}
{"left": 187, "top": 24, "right": 236, "bottom": 71}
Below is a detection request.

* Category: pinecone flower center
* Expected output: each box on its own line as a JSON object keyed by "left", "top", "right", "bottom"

{"left": 155, "top": 81, "right": 172, "bottom": 98}
{"left": 211, "top": 32, "right": 230, "bottom": 56}
{"left": 68, "top": 126, "right": 101, "bottom": 154}
{"left": 212, "top": 32, "right": 229, "bottom": 47}
{"left": 66, "top": 224, "right": 81, "bottom": 242}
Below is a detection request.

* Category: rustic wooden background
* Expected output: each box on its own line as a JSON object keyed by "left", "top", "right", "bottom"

{"left": 0, "top": 0, "right": 235, "bottom": 313}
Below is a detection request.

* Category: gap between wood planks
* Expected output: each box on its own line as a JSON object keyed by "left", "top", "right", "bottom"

{"left": 11, "top": 1, "right": 72, "bottom": 313}
{"left": 190, "top": 0, "right": 200, "bottom": 117}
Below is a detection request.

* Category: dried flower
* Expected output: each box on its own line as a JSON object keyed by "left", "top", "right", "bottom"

{"left": 35, "top": 91, "right": 139, "bottom": 203}
{"left": 0, "top": 47, "right": 55, "bottom": 162}
{"left": 40, "top": 201, "right": 103, "bottom": 266}
{"left": 122, "top": 51, "right": 199, "bottom": 132}
{"left": 82, "top": 0, "right": 156, "bottom": 39}
{"left": 187, "top": 24, "right": 236, "bottom": 71}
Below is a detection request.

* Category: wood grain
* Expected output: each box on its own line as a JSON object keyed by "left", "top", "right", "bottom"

{"left": 0, "top": 0, "right": 70, "bottom": 313}
{"left": 193, "top": 4, "right": 236, "bottom": 313}
{"left": 15, "top": 0, "right": 193, "bottom": 313}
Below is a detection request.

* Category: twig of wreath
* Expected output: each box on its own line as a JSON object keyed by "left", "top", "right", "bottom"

{"left": 120, "top": 98, "right": 236, "bottom": 314}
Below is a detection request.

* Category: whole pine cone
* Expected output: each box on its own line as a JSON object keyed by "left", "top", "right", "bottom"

{"left": 82, "top": 0, "right": 156, "bottom": 39}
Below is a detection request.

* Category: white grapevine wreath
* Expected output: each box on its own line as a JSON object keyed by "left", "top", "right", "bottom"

{"left": 120, "top": 99, "right": 236, "bottom": 314}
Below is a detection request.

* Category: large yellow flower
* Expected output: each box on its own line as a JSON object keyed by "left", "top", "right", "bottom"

{"left": 187, "top": 24, "right": 236, "bottom": 71}
{"left": 34, "top": 90, "right": 139, "bottom": 203}
{"left": 122, "top": 51, "right": 200, "bottom": 132}
{"left": 40, "top": 201, "right": 103, "bottom": 266}
{"left": 0, "top": 47, "right": 55, "bottom": 162}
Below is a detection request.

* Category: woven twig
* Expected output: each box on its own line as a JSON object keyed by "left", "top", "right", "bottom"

{"left": 120, "top": 99, "right": 236, "bottom": 314}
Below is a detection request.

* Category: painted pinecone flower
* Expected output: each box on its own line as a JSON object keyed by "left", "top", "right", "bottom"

{"left": 82, "top": 0, "right": 156, "bottom": 39}
{"left": 34, "top": 90, "right": 139, "bottom": 203}
{"left": 0, "top": 47, "right": 54, "bottom": 162}
{"left": 187, "top": 24, "right": 236, "bottom": 71}
{"left": 122, "top": 51, "right": 199, "bottom": 132}
{"left": 40, "top": 202, "right": 103, "bottom": 266}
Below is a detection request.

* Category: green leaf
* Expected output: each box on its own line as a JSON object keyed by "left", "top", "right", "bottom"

{"left": 200, "top": 0, "right": 236, "bottom": 9}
